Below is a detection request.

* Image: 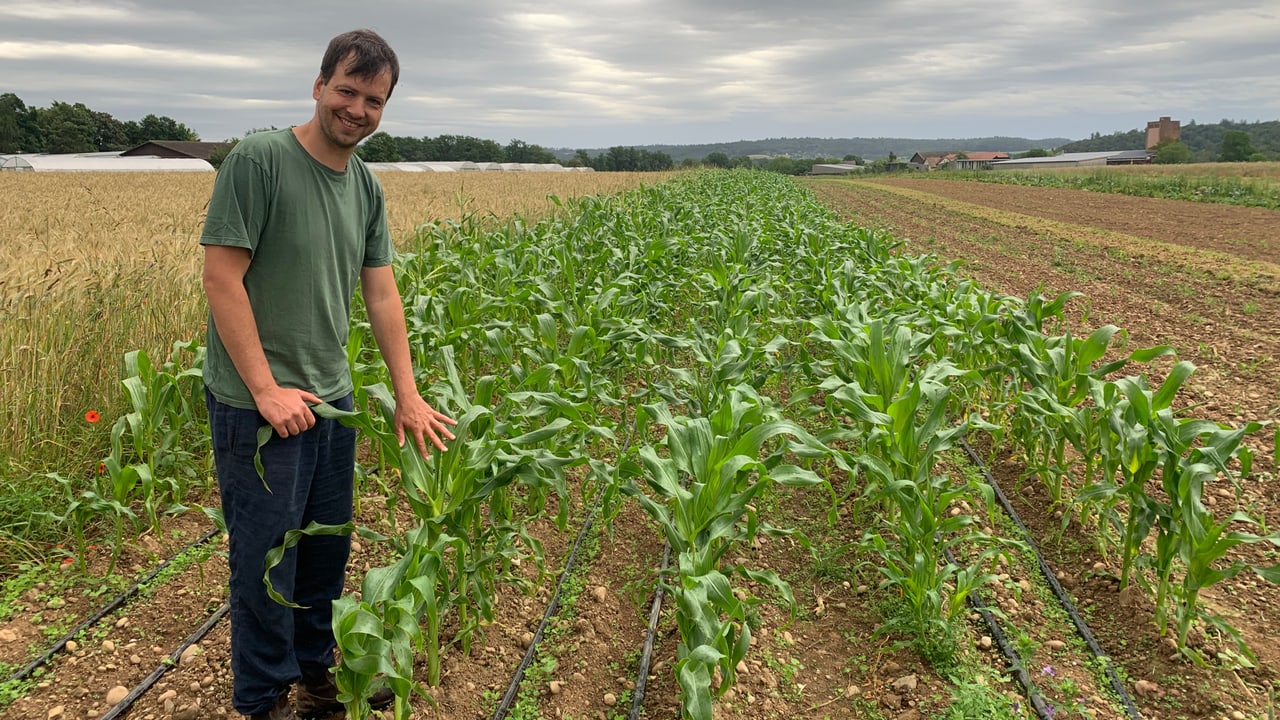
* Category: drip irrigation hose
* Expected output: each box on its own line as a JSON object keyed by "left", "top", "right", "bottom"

{"left": 961, "top": 438, "right": 1143, "bottom": 720}
{"left": 490, "top": 488, "right": 607, "bottom": 720}
{"left": 628, "top": 541, "right": 672, "bottom": 720}
{"left": 97, "top": 601, "right": 230, "bottom": 720}
{"left": 946, "top": 548, "right": 1055, "bottom": 720}
{"left": 8, "top": 525, "right": 221, "bottom": 684}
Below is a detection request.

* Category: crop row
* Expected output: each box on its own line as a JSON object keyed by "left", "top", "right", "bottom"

{"left": 46, "top": 169, "right": 1277, "bottom": 719}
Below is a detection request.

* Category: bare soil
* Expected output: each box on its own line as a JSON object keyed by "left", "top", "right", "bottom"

{"left": 805, "top": 176, "right": 1280, "bottom": 719}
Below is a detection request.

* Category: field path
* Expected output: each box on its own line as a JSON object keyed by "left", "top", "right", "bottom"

{"left": 874, "top": 177, "right": 1280, "bottom": 265}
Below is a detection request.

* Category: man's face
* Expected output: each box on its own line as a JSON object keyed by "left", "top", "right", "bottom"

{"left": 312, "top": 56, "right": 392, "bottom": 151}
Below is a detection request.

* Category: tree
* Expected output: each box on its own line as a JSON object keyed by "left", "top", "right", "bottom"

{"left": 842, "top": 153, "right": 864, "bottom": 165}
{"left": 209, "top": 138, "right": 239, "bottom": 169}
{"left": 1153, "top": 140, "right": 1193, "bottom": 164}
{"left": 1020, "top": 148, "right": 1052, "bottom": 158}
{"left": 1220, "top": 130, "right": 1255, "bottom": 162}
{"left": 0, "top": 93, "right": 31, "bottom": 152}
{"left": 90, "top": 111, "right": 129, "bottom": 151}
{"left": 127, "top": 114, "right": 198, "bottom": 145}
{"left": 504, "top": 139, "right": 555, "bottom": 163}
{"left": 37, "top": 102, "right": 97, "bottom": 154}
{"left": 357, "top": 132, "right": 401, "bottom": 162}
{"left": 703, "top": 152, "right": 731, "bottom": 168}
{"left": 394, "top": 135, "right": 427, "bottom": 161}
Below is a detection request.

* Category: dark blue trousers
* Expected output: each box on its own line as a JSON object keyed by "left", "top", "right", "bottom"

{"left": 206, "top": 391, "right": 356, "bottom": 716}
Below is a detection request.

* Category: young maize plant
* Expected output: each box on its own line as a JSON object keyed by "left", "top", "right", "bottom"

{"left": 625, "top": 387, "right": 824, "bottom": 720}
{"left": 1009, "top": 324, "right": 1173, "bottom": 507}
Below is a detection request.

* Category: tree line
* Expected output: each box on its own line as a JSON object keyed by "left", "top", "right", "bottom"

{"left": 356, "top": 131, "right": 677, "bottom": 171}
{"left": 0, "top": 93, "right": 197, "bottom": 154}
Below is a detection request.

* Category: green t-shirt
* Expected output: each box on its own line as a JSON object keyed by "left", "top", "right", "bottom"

{"left": 200, "top": 129, "right": 394, "bottom": 409}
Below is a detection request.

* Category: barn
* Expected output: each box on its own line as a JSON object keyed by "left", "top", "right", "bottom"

{"left": 120, "top": 140, "right": 235, "bottom": 161}
{"left": 810, "top": 163, "right": 865, "bottom": 175}
{"left": 990, "top": 151, "right": 1135, "bottom": 171}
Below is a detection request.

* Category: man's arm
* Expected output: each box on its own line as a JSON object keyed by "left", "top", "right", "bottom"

{"left": 360, "top": 264, "right": 457, "bottom": 454}
{"left": 203, "top": 244, "right": 321, "bottom": 437}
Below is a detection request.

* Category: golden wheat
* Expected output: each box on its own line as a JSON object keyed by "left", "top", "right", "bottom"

{"left": 0, "top": 170, "right": 673, "bottom": 480}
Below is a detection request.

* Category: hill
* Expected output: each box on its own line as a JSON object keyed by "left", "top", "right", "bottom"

{"left": 1058, "top": 119, "right": 1280, "bottom": 160}
{"left": 550, "top": 135, "right": 1072, "bottom": 163}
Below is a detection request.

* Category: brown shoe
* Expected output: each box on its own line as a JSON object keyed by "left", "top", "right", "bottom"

{"left": 296, "top": 674, "right": 393, "bottom": 719}
{"left": 247, "top": 689, "right": 295, "bottom": 720}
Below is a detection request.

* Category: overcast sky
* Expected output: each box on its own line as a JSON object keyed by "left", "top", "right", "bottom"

{"left": 2, "top": 0, "right": 1278, "bottom": 149}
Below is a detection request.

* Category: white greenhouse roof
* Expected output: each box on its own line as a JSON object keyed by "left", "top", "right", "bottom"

{"left": 0, "top": 154, "right": 212, "bottom": 172}
{"left": 990, "top": 151, "right": 1125, "bottom": 166}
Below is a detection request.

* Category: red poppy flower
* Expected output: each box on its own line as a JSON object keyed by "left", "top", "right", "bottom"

{"left": 84, "top": 410, "right": 100, "bottom": 424}
{"left": 98, "top": 462, "right": 106, "bottom": 475}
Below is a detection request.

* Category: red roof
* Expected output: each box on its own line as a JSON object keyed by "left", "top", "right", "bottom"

{"left": 962, "top": 152, "right": 1010, "bottom": 161}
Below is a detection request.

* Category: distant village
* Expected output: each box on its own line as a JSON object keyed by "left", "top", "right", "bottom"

{"left": 810, "top": 117, "right": 1181, "bottom": 176}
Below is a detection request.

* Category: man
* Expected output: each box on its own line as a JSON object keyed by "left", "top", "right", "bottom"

{"left": 201, "top": 29, "right": 456, "bottom": 720}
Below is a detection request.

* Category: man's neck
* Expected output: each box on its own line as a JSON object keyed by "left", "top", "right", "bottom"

{"left": 292, "top": 121, "right": 353, "bottom": 171}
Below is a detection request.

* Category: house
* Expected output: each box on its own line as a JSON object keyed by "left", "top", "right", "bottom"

{"left": 909, "top": 151, "right": 1010, "bottom": 170}
{"left": 121, "top": 140, "right": 234, "bottom": 161}
{"left": 908, "top": 152, "right": 953, "bottom": 171}
{"left": 950, "top": 152, "right": 1010, "bottom": 170}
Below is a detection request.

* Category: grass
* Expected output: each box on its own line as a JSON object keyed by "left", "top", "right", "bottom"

{"left": 924, "top": 165, "right": 1280, "bottom": 209}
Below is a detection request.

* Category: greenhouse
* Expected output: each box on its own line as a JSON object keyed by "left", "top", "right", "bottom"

{"left": 0, "top": 154, "right": 213, "bottom": 172}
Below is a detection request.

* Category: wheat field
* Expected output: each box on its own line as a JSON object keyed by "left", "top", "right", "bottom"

{"left": 0, "top": 170, "right": 674, "bottom": 494}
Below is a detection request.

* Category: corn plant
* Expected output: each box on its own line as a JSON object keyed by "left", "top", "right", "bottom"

{"left": 1009, "top": 325, "right": 1173, "bottom": 506}
{"left": 624, "top": 388, "right": 823, "bottom": 719}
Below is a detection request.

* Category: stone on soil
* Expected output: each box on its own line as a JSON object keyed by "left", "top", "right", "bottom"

{"left": 603, "top": 693, "right": 617, "bottom": 706}
{"left": 179, "top": 644, "right": 201, "bottom": 666}
{"left": 1134, "top": 679, "right": 1159, "bottom": 697}
{"left": 106, "top": 685, "right": 129, "bottom": 705}
{"left": 892, "top": 675, "right": 918, "bottom": 692}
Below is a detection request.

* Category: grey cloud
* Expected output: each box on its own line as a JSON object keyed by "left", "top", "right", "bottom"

{"left": 1, "top": 0, "right": 1275, "bottom": 147}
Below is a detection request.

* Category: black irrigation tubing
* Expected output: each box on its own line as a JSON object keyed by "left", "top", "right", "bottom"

{"left": 945, "top": 547, "right": 1056, "bottom": 720}
{"left": 961, "top": 437, "right": 1144, "bottom": 720}
{"left": 490, "top": 487, "right": 608, "bottom": 720}
{"left": 628, "top": 541, "right": 672, "bottom": 720}
{"left": 7, "top": 524, "right": 221, "bottom": 684}
{"left": 97, "top": 600, "right": 230, "bottom": 720}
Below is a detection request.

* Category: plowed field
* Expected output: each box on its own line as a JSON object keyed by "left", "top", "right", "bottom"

{"left": 806, "top": 175, "right": 1280, "bottom": 719}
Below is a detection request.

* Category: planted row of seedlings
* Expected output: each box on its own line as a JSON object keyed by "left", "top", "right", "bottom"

{"left": 29, "top": 169, "right": 1277, "bottom": 718}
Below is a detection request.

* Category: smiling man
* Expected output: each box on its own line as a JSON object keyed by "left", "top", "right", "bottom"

{"left": 200, "top": 29, "right": 456, "bottom": 720}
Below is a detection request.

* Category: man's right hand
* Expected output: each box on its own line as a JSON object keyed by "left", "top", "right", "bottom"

{"left": 254, "top": 386, "right": 323, "bottom": 438}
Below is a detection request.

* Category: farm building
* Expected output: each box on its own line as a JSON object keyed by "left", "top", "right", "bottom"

{"left": 0, "top": 154, "right": 213, "bottom": 172}
{"left": 990, "top": 151, "right": 1145, "bottom": 170}
{"left": 1104, "top": 150, "right": 1155, "bottom": 165}
{"left": 950, "top": 152, "right": 1010, "bottom": 170}
{"left": 810, "top": 163, "right": 864, "bottom": 175}
{"left": 121, "top": 140, "right": 234, "bottom": 161}
{"left": 908, "top": 151, "right": 1010, "bottom": 171}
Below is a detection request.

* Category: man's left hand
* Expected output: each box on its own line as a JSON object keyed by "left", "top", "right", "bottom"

{"left": 395, "top": 394, "right": 458, "bottom": 456}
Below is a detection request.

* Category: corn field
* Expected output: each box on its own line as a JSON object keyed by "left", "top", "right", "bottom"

{"left": 2, "top": 169, "right": 1277, "bottom": 719}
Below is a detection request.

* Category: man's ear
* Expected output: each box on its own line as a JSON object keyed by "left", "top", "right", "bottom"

{"left": 313, "top": 74, "right": 325, "bottom": 101}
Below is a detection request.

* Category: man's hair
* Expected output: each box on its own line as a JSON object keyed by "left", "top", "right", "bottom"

{"left": 320, "top": 29, "right": 400, "bottom": 98}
